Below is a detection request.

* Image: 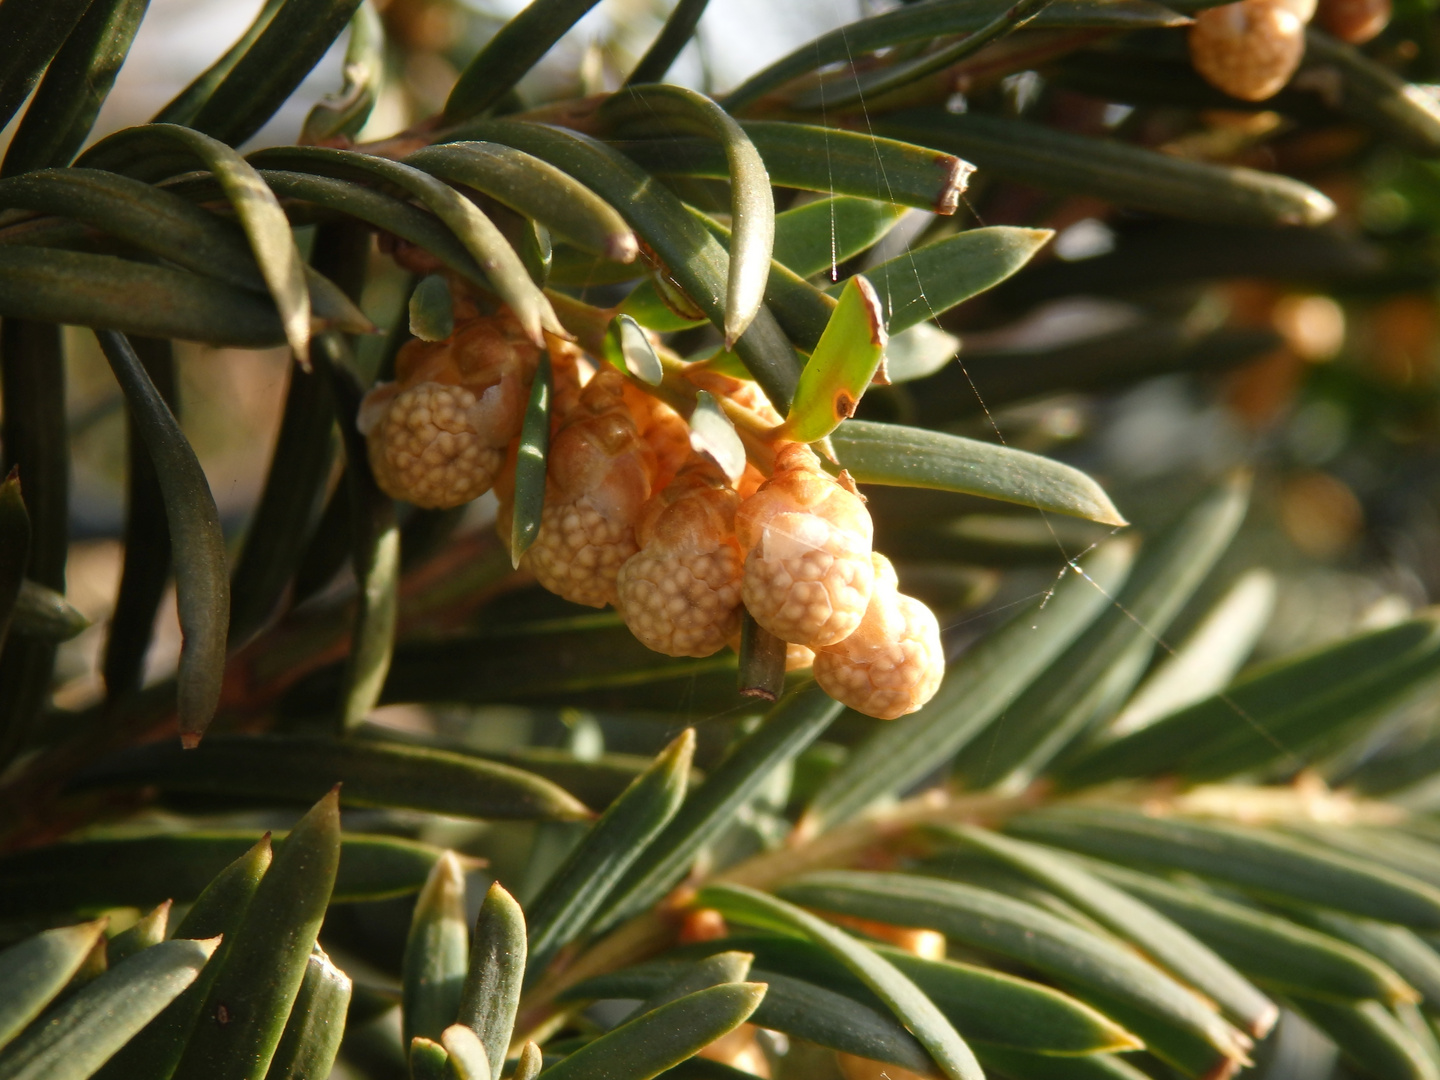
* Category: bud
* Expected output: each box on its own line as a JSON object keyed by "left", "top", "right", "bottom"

{"left": 617, "top": 460, "right": 745, "bottom": 658}
{"left": 550, "top": 345, "right": 586, "bottom": 421}
{"left": 1189, "top": 0, "right": 1307, "bottom": 103}
{"left": 679, "top": 907, "right": 728, "bottom": 943}
{"left": 1316, "top": 0, "right": 1389, "bottom": 41}
{"left": 824, "top": 912, "right": 946, "bottom": 959}
{"left": 699, "top": 1026, "right": 770, "bottom": 1077}
{"left": 814, "top": 554, "right": 944, "bottom": 720}
{"left": 381, "top": 234, "right": 448, "bottom": 279}
{"left": 735, "top": 442, "right": 874, "bottom": 649}
{"left": 523, "top": 368, "right": 654, "bottom": 608}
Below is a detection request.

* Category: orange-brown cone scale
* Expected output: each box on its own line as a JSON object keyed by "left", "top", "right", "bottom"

{"left": 735, "top": 442, "right": 875, "bottom": 649}
{"left": 359, "top": 310, "right": 543, "bottom": 509}
{"left": 1189, "top": 0, "right": 1307, "bottom": 102}
{"left": 621, "top": 380, "right": 692, "bottom": 492}
{"left": 736, "top": 464, "right": 767, "bottom": 500}
{"left": 813, "top": 554, "right": 944, "bottom": 720}
{"left": 522, "top": 367, "right": 655, "bottom": 608}
{"left": 617, "top": 459, "right": 745, "bottom": 658}
{"left": 684, "top": 366, "right": 784, "bottom": 426}
{"left": 550, "top": 341, "right": 586, "bottom": 422}
{"left": 400, "top": 308, "right": 539, "bottom": 385}
{"left": 1316, "top": 0, "right": 1389, "bottom": 41}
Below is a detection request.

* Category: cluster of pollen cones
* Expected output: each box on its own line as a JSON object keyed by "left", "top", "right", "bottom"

{"left": 1188, "top": 0, "right": 1389, "bottom": 102}
{"left": 359, "top": 304, "right": 945, "bottom": 721}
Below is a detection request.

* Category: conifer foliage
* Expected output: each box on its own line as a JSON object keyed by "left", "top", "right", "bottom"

{"left": 4, "top": 3, "right": 1440, "bottom": 1080}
